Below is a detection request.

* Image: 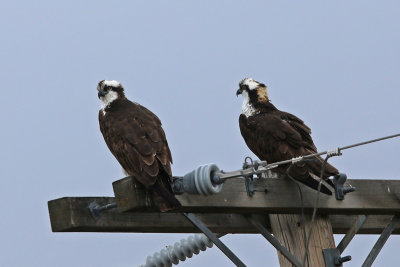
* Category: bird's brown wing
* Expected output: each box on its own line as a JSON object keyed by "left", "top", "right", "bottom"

{"left": 277, "top": 111, "right": 339, "bottom": 177}
{"left": 239, "top": 112, "right": 338, "bottom": 180}
{"left": 239, "top": 112, "right": 307, "bottom": 162}
{"left": 99, "top": 101, "right": 173, "bottom": 187}
{"left": 279, "top": 111, "right": 317, "bottom": 152}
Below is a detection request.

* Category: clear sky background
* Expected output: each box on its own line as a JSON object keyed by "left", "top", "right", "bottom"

{"left": 1, "top": 1, "right": 399, "bottom": 266}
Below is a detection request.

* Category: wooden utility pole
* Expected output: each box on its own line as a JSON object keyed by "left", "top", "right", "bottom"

{"left": 269, "top": 214, "right": 335, "bottom": 267}
{"left": 264, "top": 171, "right": 336, "bottom": 267}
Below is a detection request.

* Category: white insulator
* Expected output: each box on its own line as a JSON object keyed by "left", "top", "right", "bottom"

{"left": 183, "top": 164, "right": 223, "bottom": 195}
{"left": 141, "top": 234, "right": 213, "bottom": 267}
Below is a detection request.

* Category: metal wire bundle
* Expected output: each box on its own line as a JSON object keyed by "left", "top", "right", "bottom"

{"left": 141, "top": 234, "right": 213, "bottom": 267}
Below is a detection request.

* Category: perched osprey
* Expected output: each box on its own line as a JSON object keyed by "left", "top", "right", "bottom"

{"left": 97, "top": 80, "right": 180, "bottom": 211}
{"left": 236, "top": 78, "right": 338, "bottom": 194}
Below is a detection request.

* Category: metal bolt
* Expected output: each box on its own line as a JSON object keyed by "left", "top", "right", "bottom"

{"left": 335, "top": 255, "right": 352, "bottom": 265}
{"left": 88, "top": 201, "right": 117, "bottom": 221}
{"left": 343, "top": 187, "right": 356, "bottom": 195}
{"left": 212, "top": 175, "right": 221, "bottom": 184}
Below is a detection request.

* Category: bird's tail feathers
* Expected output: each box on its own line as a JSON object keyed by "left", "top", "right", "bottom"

{"left": 294, "top": 173, "right": 334, "bottom": 195}
{"left": 151, "top": 178, "right": 181, "bottom": 212}
{"left": 306, "top": 155, "right": 339, "bottom": 179}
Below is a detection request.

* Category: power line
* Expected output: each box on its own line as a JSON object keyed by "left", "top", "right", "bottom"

{"left": 214, "top": 133, "right": 400, "bottom": 183}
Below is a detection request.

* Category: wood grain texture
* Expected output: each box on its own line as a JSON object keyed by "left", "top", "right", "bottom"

{"left": 112, "top": 177, "right": 155, "bottom": 212}
{"left": 48, "top": 197, "right": 268, "bottom": 233}
{"left": 113, "top": 176, "right": 400, "bottom": 214}
{"left": 269, "top": 214, "right": 335, "bottom": 267}
{"left": 48, "top": 197, "right": 400, "bottom": 234}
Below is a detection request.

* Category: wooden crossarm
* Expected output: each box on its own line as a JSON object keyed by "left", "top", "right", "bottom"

{"left": 48, "top": 197, "right": 400, "bottom": 234}
{"left": 113, "top": 176, "right": 400, "bottom": 215}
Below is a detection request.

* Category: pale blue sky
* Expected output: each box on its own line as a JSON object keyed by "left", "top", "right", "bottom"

{"left": 1, "top": 1, "right": 399, "bottom": 266}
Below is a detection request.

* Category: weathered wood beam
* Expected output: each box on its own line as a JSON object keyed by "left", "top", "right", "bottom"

{"left": 48, "top": 197, "right": 400, "bottom": 234}
{"left": 112, "top": 176, "right": 400, "bottom": 215}
{"left": 48, "top": 197, "right": 268, "bottom": 233}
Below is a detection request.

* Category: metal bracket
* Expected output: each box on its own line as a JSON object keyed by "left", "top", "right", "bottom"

{"left": 88, "top": 201, "right": 117, "bottom": 221}
{"left": 333, "top": 173, "right": 356, "bottom": 200}
{"left": 183, "top": 212, "right": 246, "bottom": 267}
{"left": 323, "top": 215, "right": 366, "bottom": 266}
{"left": 362, "top": 216, "right": 400, "bottom": 267}
{"left": 243, "top": 157, "right": 257, "bottom": 197}
{"left": 246, "top": 215, "right": 302, "bottom": 267}
{"left": 337, "top": 215, "right": 367, "bottom": 254}
{"left": 244, "top": 176, "right": 255, "bottom": 196}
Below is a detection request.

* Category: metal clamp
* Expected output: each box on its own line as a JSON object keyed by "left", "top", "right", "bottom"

{"left": 243, "top": 157, "right": 257, "bottom": 197}
{"left": 244, "top": 176, "right": 255, "bottom": 197}
{"left": 333, "top": 173, "right": 356, "bottom": 200}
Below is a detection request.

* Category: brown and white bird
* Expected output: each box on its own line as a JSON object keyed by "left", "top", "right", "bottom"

{"left": 236, "top": 78, "right": 338, "bottom": 194}
{"left": 97, "top": 80, "right": 180, "bottom": 211}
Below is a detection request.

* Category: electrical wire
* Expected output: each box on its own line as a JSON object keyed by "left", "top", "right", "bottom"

{"left": 260, "top": 133, "right": 400, "bottom": 170}
{"left": 215, "top": 133, "right": 400, "bottom": 183}
{"left": 301, "top": 155, "right": 331, "bottom": 267}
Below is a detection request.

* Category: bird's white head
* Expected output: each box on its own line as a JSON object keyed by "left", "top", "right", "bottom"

{"left": 239, "top": 78, "right": 260, "bottom": 90}
{"left": 236, "top": 78, "right": 269, "bottom": 117}
{"left": 97, "top": 80, "right": 125, "bottom": 109}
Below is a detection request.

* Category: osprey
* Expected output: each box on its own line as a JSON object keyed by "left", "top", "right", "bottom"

{"left": 236, "top": 78, "right": 338, "bottom": 194}
{"left": 97, "top": 80, "right": 180, "bottom": 211}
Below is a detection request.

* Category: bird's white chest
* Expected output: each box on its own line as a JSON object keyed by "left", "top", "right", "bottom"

{"left": 241, "top": 92, "right": 259, "bottom": 117}
{"left": 100, "top": 91, "right": 119, "bottom": 115}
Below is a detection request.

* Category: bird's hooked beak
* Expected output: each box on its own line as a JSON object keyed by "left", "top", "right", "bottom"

{"left": 236, "top": 88, "right": 243, "bottom": 97}
{"left": 98, "top": 90, "right": 107, "bottom": 99}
